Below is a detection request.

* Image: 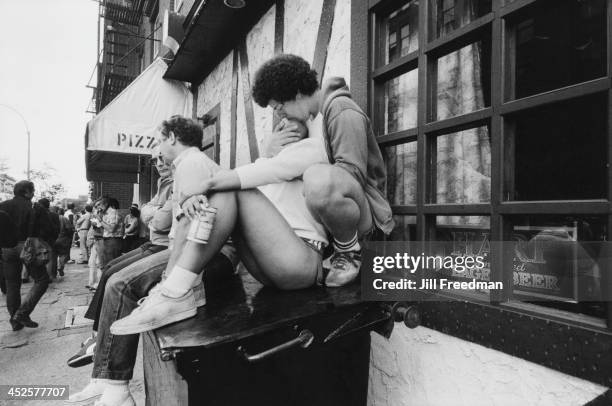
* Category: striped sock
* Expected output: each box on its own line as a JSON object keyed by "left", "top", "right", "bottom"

{"left": 333, "top": 233, "right": 360, "bottom": 253}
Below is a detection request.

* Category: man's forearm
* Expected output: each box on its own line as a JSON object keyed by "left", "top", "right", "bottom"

{"left": 208, "top": 170, "right": 241, "bottom": 192}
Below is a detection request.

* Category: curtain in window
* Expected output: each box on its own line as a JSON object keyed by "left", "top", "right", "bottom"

{"left": 435, "top": 1, "right": 491, "bottom": 227}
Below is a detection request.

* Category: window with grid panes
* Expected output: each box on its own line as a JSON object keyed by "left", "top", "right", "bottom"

{"left": 369, "top": 0, "right": 610, "bottom": 327}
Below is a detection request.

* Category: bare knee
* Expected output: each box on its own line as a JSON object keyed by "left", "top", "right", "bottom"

{"left": 303, "top": 165, "right": 339, "bottom": 211}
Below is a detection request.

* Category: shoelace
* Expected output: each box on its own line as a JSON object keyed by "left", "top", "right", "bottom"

{"left": 331, "top": 252, "right": 358, "bottom": 271}
{"left": 136, "top": 285, "right": 162, "bottom": 307}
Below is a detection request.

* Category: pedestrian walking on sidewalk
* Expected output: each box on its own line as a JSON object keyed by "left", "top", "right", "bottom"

{"left": 55, "top": 208, "right": 74, "bottom": 277}
{"left": 0, "top": 181, "right": 51, "bottom": 331}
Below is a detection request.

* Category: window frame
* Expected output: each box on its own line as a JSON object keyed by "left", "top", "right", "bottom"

{"left": 366, "top": 0, "right": 612, "bottom": 332}
{"left": 200, "top": 103, "right": 221, "bottom": 164}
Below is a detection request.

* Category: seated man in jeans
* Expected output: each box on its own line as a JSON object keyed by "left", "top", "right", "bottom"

{"left": 67, "top": 117, "right": 237, "bottom": 406}
{"left": 66, "top": 152, "right": 175, "bottom": 368}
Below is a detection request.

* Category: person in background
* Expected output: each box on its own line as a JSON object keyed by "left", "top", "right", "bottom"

{"left": 87, "top": 199, "right": 104, "bottom": 290}
{"left": 93, "top": 197, "right": 123, "bottom": 270}
{"left": 76, "top": 205, "right": 93, "bottom": 264}
{"left": 64, "top": 203, "right": 76, "bottom": 264}
{"left": 0, "top": 207, "right": 17, "bottom": 295}
{"left": 55, "top": 208, "right": 74, "bottom": 278}
{"left": 122, "top": 206, "right": 140, "bottom": 253}
{"left": 72, "top": 209, "right": 82, "bottom": 249}
{"left": 0, "top": 181, "right": 50, "bottom": 330}
{"left": 46, "top": 206, "right": 61, "bottom": 280}
{"left": 36, "top": 199, "right": 60, "bottom": 255}
{"left": 65, "top": 202, "right": 75, "bottom": 224}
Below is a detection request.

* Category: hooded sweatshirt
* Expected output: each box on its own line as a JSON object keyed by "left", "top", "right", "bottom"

{"left": 320, "top": 77, "right": 395, "bottom": 235}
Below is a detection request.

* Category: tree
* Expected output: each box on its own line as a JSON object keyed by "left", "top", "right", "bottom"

{"left": 44, "top": 183, "right": 66, "bottom": 202}
{"left": 28, "top": 164, "right": 66, "bottom": 202}
{"left": 0, "top": 157, "right": 9, "bottom": 175}
{"left": 0, "top": 158, "right": 15, "bottom": 200}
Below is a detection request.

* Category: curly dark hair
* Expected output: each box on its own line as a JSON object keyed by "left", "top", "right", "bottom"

{"left": 158, "top": 115, "right": 203, "bottom": 148}
{"left": 252, "top": 54, "right": 319, "bottom": 107}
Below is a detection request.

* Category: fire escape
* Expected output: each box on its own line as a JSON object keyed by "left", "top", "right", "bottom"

{"left": 90, "top": 0, "right": 153, "bottom": 113}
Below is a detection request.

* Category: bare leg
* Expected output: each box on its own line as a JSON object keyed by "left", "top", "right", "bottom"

{"left": 174, "top": 189, "right": 320, "bottom": 290}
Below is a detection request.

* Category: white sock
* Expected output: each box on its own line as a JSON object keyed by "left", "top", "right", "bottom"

{"left": 98, "top": 379, "right": 130, "bottom": 405}
{"left": 161, "top": 266, "right": 198, "bottom": 297}
{"left": 333, "top": 233, "right": 360, "bottom": 253}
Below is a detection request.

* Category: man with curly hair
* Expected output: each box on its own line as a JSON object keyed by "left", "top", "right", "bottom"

{"left": 250, "top": 54, "right": 394, "bottom": 286}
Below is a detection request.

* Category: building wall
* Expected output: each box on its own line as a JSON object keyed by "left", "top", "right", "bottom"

{"left": 192, "top": 0, "right": 607, "bottom": 404}
{"left": 369, "top": 327, "right": 606, "bottom": 406}
{"left": 196, "top": 0, "right": 351, "bottom": 169}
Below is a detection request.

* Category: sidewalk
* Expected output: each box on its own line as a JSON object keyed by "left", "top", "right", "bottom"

{"left": 0, "top": 248, "right": 145, "bottom": 406}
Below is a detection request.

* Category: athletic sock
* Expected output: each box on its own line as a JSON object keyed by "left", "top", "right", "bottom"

{"left": 161, "top": 265, "right": 198, "bottom": 297}
{"left": 333, "top": 232, "right": 360, "bottom": 253}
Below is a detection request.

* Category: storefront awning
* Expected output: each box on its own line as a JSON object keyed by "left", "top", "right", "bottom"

{"left": 86, "top": 58, "right": 192, "bottom": 181}
{"left": 163, "top": 0, "right": 276, "bottom": 84}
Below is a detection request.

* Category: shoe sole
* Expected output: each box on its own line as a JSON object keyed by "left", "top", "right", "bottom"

{"left": 110, "top": 307, "right": 197, "bottom": 335}
{"left": 67, "top": 354, "right": 94, "bottom": 368}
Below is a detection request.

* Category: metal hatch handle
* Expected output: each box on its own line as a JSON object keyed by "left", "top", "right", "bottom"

{"left": 237, "top": 329, "right": 315, "bottom": 363}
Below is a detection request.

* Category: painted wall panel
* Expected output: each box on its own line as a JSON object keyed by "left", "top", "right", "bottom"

{"left": 283, "top": 0, "right": 324, "bottom": 63}
{"left": 196, "top": 51, "right": 233, "bottom": 168}
{"left": 323, "top": 0, "right": 351, "bottom": 84}
{"left": 235, "top": 65, "right": 250, "bottom": 166}
{"left": 246, "top": 5, "right": 276, "bottom": 149}
{"left": 369, "top": 327, "right": 606, "bottom": 406}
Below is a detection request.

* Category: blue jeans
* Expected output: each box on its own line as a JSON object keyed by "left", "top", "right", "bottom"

{"left": 100, "top": 237, "right": 122, "bottom": 269}
{"left": 92, "top": 250, "right": 234, "bottom": 380}
{"left": 85, "top": 244, "right": 167, "bottom": 331}
{"left": 2, "top": 242, "right": 50, "bottom": 320}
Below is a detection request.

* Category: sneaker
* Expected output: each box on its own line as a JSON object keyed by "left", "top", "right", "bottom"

{"left": 193, "top": 281, "right": 206, "bottom": 307}
{"left": 67, "top": 335, "right": 96, "bottom": 368}
{"left": 110, "top": 288, "right": 196, "bottom": 335}
{"left": 13, "top": 315, "right": 38, "bottom": 328}
{"left": 67, "top": 260, "right": 76, "bottom": 264}
{"left": 324, "top": 250, "right": 362, "bottom": 287}
{"left": 65, "top": 380, "right": 105, "bottom": 405}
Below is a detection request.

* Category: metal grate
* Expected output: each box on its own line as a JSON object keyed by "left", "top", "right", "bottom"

{"left": 100, "top": 72, "right": 135, "bottom": 109}
{"left": 102, "top": 1, "right": 142, "bottom": 26}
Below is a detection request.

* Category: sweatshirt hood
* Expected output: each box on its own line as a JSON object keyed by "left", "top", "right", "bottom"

{"left": 320, "top": 77, "right": 351, "bottom": 114}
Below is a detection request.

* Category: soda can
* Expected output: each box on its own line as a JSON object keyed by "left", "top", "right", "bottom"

{"left": 187, "top": 205, "right": 217, "bottom": 244}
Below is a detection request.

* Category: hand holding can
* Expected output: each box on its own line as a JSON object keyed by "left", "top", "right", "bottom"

{"left": 187, "top": 204, "right": 217, "bottom": 244}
